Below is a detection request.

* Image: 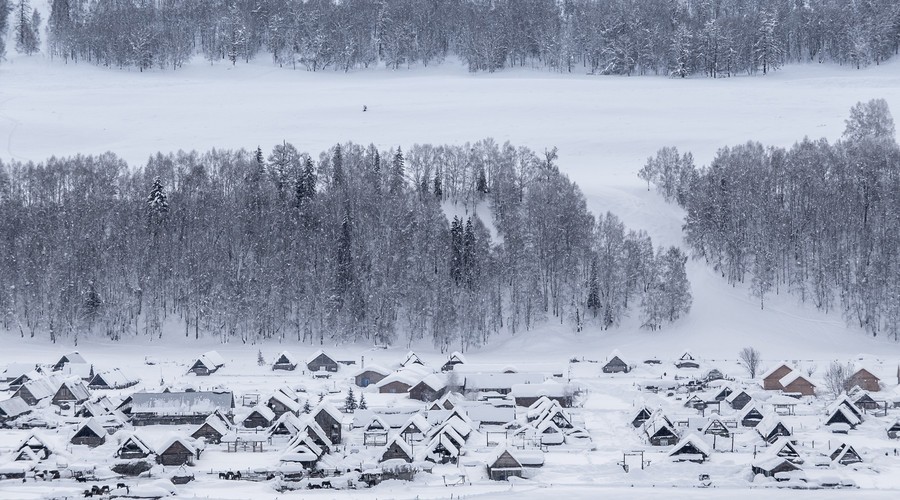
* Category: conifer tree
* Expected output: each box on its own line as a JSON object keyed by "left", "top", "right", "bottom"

{"left": 344, "top": 387, "right": 357, "bottom": 412}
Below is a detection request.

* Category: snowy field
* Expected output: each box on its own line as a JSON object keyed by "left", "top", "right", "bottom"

{"left": 4, "top": 55, "right": 900, "bottom": 358}
{"left": 6, "top": 50, "right": 900, "bottom": 498}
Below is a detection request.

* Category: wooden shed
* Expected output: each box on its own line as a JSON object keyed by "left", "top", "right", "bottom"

{"left": 602, "top": 353, "right": 630, "bottom": 374}
{"left": 313, "top": 403, "right": 343, "bottom": 445}
{"left": 272, "top": 351, "right": 299, "bottom": 371}
{"left": 52, "top": 380, "right": 91, "bottom": 407}
{"left": 306, "top": 351, "right": 338, "bottom": 373}
{"left": 410, "top": 375, "right": 447, "bottom": 402}
{"left": 486, "top": 447, "right": 525, "bottom": 481}
{"left": 849, "top": 367, "right": 881, "bottom": 392}
{"left": 380, "top": 436, "right": 414, "bottom": 463}
{"left": 71, "top": 418, "right": 107, "bottom": 447}
{"left": 779, "top": 372, "right": 816, "bottom": 396}
{"left": 156, "top": 437, "right": 197, "bottom": 466}
{"left": 116, "top": 433, "right": 153, "bottom": 459}
{"left": 354, "top": 365, "right": 391, "bottom": 388}
{"left": 752, "top": 456, "right": 801, "bottom": 480}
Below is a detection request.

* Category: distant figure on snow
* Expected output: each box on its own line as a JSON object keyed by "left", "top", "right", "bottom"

{"left": 363, "top": 105, "right": 367, "bottom": 112}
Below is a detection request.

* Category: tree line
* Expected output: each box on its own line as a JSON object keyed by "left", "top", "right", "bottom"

{"left": 0, "top": 140, "right": 690, "bottom": 349}
{"left": 641, "top": 99, "right": 900, "bottom": 340}
{"left": 0, "top": 0, "right": 895, "bottom": 75}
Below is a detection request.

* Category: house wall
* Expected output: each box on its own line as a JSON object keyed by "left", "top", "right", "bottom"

{"left": 763, "top": 366, "right": 793, "bottom": 390}
{"left": 379, "top": 381, "right": 411, "bottom": 394}
{"left": 355, "top": 371, "right": 387, "bottom": 388}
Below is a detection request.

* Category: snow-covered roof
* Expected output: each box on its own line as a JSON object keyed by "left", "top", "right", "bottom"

{"left": 380, "top": 435, "right": 413, "bottom": 461}
{"left": 18, "top": 376, "right": 60, "bottom": 401}
{"left": 760, "top": 363, "right": 793, "bottom": 380}
{"left": 401, "top": 351, "right": 424, "bottom": 367}
{"left": 313, "top": 402, "right": 343, "bottom": 424}
{"left": 463, "top": 373, "right": 545, "bottom": 391}
{"left": 447, "top": 351, "right": 467, "bottom": 364}
{"left": 130, "top": 391, "right": 233, "bottom": 415}
{"left": 375, "top": 370, "right": 421, "bottom": 389}
{"left": 463, "top": 404, "right": 515, "bottom": 425}
{"left": 305, "top": 350, "right": 334, "bottom": 365}
{"left": 201, "top": 351, "right": 226, "bottom": 367}
{"left": 274, "top": 351, "right": 300, "bottom": 365}
{"left": 267, "top": 391, "right": 302, "bottom": 413}
{"left": 724, "top": 389, "right": 751, "bottom": 403}
{"left": 779, "top": 371, "right": 814, "bottom": 388}
{"left": 413, "top": 373, "right": 447, "bottom": 392}
{"left": 511, "top": 381, "right": 570, "bottom": 398}
{"left": 240, "top": 405, "right": 276, "bottom": 424}
{"left": 55, "top": 352, "right": 87, "bottom": 366}
{"left": 115, "top": 431, "right": 153, "bottom": 455}
{"left": 74, "top": 418, "right": 108, "bottom": 440}
{"left": 59, "top": 363, "right": 93, "bottom": 379}
{"left": 58, "top": 380, "right": 92, "bottom": 401}
{"left": 756, "top": 414, "right": 787, "bottom": 437}
{"left": 399, "top": 414, "right": 432, "bottom": 435}
{"left": 157, "top": 435, "right": 195, "bottom": 455}
{"left": 89, "top": 369, "right": 138, "bottom": 389}
{"left": 0, "top": 397, "right": 31, "bottom": 418}
{"left": 668, "top": 433, "right": 712, "bottom": 458}
{"left": 354, "top": 364, "right": 391, "bottom": 377}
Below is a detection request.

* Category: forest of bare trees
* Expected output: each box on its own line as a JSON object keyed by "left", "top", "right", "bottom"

{"left": 0, "top": 140, "right": 690, "bottom": 349}
{"left": 642, "top": 99, "right": 900, "bottom": 340}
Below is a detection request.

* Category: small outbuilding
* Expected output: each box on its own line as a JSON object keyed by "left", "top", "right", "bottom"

{"left": 272, "top": 351, "right": 299, "bottom": 371}
{"left": 71, "top": 418, "right": 107, "bottom": 447}
{"left": 306, "top": 350, "right": 338, "bottom": 373}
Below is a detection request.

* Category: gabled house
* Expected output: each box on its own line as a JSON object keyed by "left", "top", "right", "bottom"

{"left": 71, "top": 418, "right": 107, "bottom": 447}
{"left": 701, "top": 415, "right": 730, "bottom": 437}
{"left": 725, "top": 389, "right": 752, "bottom": 410}
{"left": 380, "top": 435, "right": 414, "bottom": 463}
{"left": 312, "top": 403, "right": 343, "bottom": 445}
{"left": 536, "top": 419, "right": 565, "bottom": 445}
{"left": 15, "top": 434, "right": 53, "bottom": 461}
{"left": 888, "top": 420, "right": 900, "bottom": 439}
{"left": 830, "top": 442, "right": 863, "bottom": 465}
{"left": 751, "top": 456, "right": 802, "bottom": 480}
{"left": 52, "top": 380, "right": 91, "bottom": 407}
{"left": 675, "top": 350, "right": 699, "bottom": 369}
{"left": 441, "top": 352, "right": 467, "bottom": 372}
{"left": 400, "top": 351, "right": 424, "bottom": 368}
{"left": 770, "top": 436, "right": 803, "bottom": 464}
{"left": 512, "top": 382, "right": 573, "bottom": 408}
{"left": 739, "top": 405, "right": 765, "bottom": 427}
{"left": 631, "top": 406, "right": 653, "bottom": 428}
{"left": 668, "top": 433, "right": 712, "bottom": 462}
{"left": 851, "top": 390, "right": 879, "bottom": 410}
{"left": 779, "top": 372, "right": 816, "bottom": 396}
{"left": 485, "top": 446, "right": 524, "bottom": 481}
{"left": 306, "top": 351, "right": 338, "bottom": 373}
{"left": 188, "top": 351, "right": 225, "bottom": 376}
{"left": 280, "top": 436, "right": 323, "bottom": 468}
{"left": 825, "top": 405, "right": 861, "bottom": 430}
{"left": 756, "top": 414, "right": 791, "bottom": 443}
{"left": 52, "top": 352, "right": 87, "bottom": 371}
{"left": 354, "top": 365, "right": 391, "bottom": 388}
{"left": 376, "top": 371, "right": 419, "bottom": 395}
{"left": 272, "top": 351, "right": 299, "bottom": 371}
{"left": 642, "top": 413, "right": 679, "bottom": 446}
{"left": 0, "top": 397, "right": 31, "bottom": 422}
{"left": 602, "top": 351, "right": 630, "bottom": 374}
{"left": 761, "top": 364, "right": 794, "bottom": 390}
{"left": 88, "top": 369, "right": 138, "bottom": 390}
{"left": 15, "top": 377, "right": 59, "bottom": 406}
{"left": 269, "top": 412, "right": 304, "bottom": 437}
{"left": 239, "top": 405, "right": 276, "bottom": 429}
{"left": 849, "top": 367, "right": 880, "bottom": 392}
{"left": 266, "top": 391, "right": 301, "bottom": 417}
{"left": 399, "top": 414, "right": 432, "bottom": 438}
{"left": 156, "top": 437, "right": 198, "bottom": 466}
{"left": 409, "top": 374, "right": 447, "bottom": 402}
{"left": 116, "top": 433, "right": 154, "bottom": 459}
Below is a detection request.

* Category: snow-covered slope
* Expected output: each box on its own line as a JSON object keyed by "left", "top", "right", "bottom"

{"left": 3, "top": 54, "right": 900, "bottom": 357}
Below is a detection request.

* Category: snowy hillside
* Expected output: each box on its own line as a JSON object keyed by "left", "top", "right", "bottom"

{"left": 4, "top": 55, "right": 900, "bottom": 357}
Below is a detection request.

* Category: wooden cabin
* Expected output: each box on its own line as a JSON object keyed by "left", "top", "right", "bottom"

{"left": 675, "top": 350, "right": 699, "bottom": 369}
{"left": 240, "top": 406, "right": 276, "bottom": 429}
{"left": 272, "top": 351, "right": 299, "bottom": 371}
{"left": 779, "top": 372, "right": 816, "bottom": 396}
{"left": 887, "top": 421, "right": 900, "bottom": 439}
{"left": 380, "top": 436, "right": 414, "bottom": 463}
{"left": 726, "top": 390, "right": 752, "bottom": 410}
{"left": 88, "top": 369, "right": 138, "bottom": 390}
{"left": 770, "top": 437, "right": 803, "bottom": 464}
{"left": 188, "top": 351, "right": 225, "bottom": 376}
{"left": 756, "top": 415, "right": 791, "bottom": 443}
{"left": 191, "top": 415, "right": 230, "bottom": 444}
{"left": 52, "top": 352, "right": 87, "bottom": 371}
{"left": 354, "top": 365, "right": 390, "bottom": 388}
{"left": 52, "top": 380, "right": 91, "bottom": 407}
{"left": 15, "top": 435, "right": 52, "bottom": 461}
{"left": 603, "top": 354, "right": 630, "bottom": 374}
{"left": 668, "top": 434, "right": 711, "bottom": 463}
{"left": 441, "top": 352, "right": 467, "bottom": 372}
{"left": 116, "top": 434, "right": 153, "bottom": 459}
{"left": 313, "top": 403, "right": 342, "bottom": 445}
{"left": 0, "top": 397, "right": 31, "bottom": 423}
{"left": 631, "top": 407, "right": 652, "bottom": 428}
{"left": 830, "top": 443, "right": 863, "bottom": 465}
{"left": 157, "top": 438, "right": 197, "bottom": 466}
{"left": 15, "top": 378, "right": 59, "bottom": 406}
{"left": 752, "top": 456, "right": 801, "bottom": 480}
{"left": 410, "top": 375, "right": 447, "bottom": 402}
{"left": 71, "top": 419, "right": 107, "bottom": 447}
{"left": 849, "top": 367, "right": 881, "bottom": 392}
{"left": 306, "top": 351, "right": 338, "bottom": 373}
{"left": 761, "top": 364, "right": 793, "bottom": 390}
{"left": 266, "top": 391, "right": 301, "bottom": 417}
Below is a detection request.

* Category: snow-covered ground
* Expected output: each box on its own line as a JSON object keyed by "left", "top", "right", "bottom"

{"left": 4, "top": 48, "right": 900, "bottom": 497}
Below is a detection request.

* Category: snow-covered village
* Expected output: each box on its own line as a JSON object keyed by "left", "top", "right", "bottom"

{"left": 0, "top": 344, "right": 899, "bottom": 499}
{"left": 7, "top": 0, "right": 900, "bottom": 499}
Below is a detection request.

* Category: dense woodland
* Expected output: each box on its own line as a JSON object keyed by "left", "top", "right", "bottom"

{"left": 0, "top": 140, "right": 690, "bottom": 348}
{"left": 1, "top": 0, "right": 900, "bottom": 75}
{"left": 641, "top": 99, "right": 900, "bottom": 340}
